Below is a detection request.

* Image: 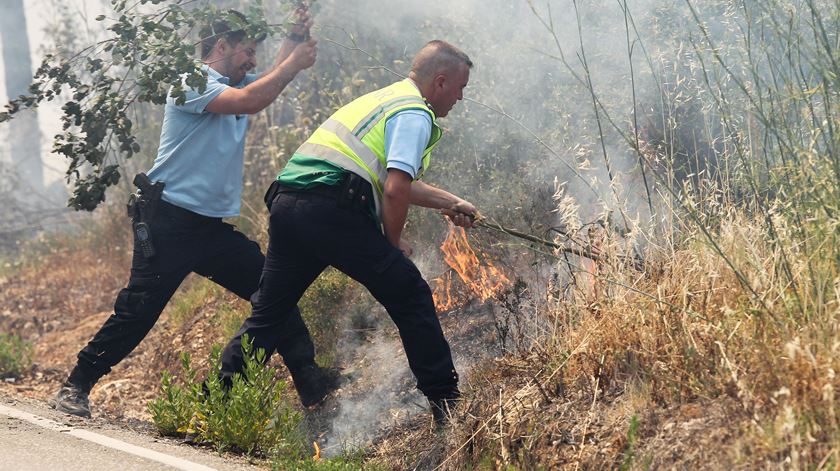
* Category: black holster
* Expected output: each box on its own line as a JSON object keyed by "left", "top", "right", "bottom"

{"left": 127, "top": 173, "right": 165, "bottom": 258}
{"left": 264, "top": 180, "right": 282, "bottom": 212}
{"left": 337, "top": 172, "right": 373, "bottom": 212}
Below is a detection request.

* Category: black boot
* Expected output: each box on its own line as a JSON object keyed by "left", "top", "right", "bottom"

{"left": 290, "top": 365, "right": 341, "bottom": 407}
{"left": 429, "top": 392, "right": 461, "bottom": 427}
{"left": 50, "top": 382, "right": 91, "bottom": 418}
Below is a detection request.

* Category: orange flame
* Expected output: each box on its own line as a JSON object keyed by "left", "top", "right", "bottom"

{"left": 432, "top": 225, "right": 511, "bottom": 311}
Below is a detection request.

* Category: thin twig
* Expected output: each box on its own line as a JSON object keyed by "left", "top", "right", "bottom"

{"left": 475, "top": 218, "right": 603, "bottom": 262}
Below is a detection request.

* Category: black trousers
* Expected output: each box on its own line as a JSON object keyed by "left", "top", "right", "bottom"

{"left": 219, "top": 189, "right": 459, "bottom": 400}
{"left": 68, "top": 200, "right": 316, "bottom": 391}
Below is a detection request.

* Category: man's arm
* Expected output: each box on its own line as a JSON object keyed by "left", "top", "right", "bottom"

{"left": 383, "top": 169, "right": 414, "bottom": 253}
{"left": 381, "top": 110, "right": 476, "bottom": 219}
{"left": 205, "top": 40, "right": 316, "bottom": 115}
{"left": 381, "top": 110, "right": 477, "bottom": 256}
{"left": 410, "top": 180, "right": 477, "bottom": 227}
{"left": 383, "top": 170, "right": 477, "bottom": 255}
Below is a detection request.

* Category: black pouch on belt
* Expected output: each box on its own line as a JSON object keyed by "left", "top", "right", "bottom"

{"left": 338, "top": 172, "right": 369, "bottom": 211}
{"left": 264, "top": 180, "right": 282, "bottom": 211}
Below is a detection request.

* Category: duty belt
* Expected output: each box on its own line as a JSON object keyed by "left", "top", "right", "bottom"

{"left": 264, "top": 173, "right": 374, "bottom": 214}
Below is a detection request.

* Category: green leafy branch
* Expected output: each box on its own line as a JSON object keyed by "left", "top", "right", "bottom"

{"left": 0, "top": 0, "right": 288, "bottom": 210}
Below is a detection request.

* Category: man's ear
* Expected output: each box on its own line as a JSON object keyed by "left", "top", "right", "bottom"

{"left": 214, "top": 38, "right": 228, "bottom": 55}
{"left": 433, "top": 73, "right": 447, "bottom": 91}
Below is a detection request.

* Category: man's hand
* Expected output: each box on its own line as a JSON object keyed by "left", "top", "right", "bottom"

{"left": 268, "top": 6, "right": 314, "bottom": 72}
{"left": 399, "top": 238, "right": 414, "bottom": 258}
{"left": 285, "top": 39, "right": 317, "bottom": 73}
{"left": 288, "top": 7, "right": 313, "bottom": 40}
{"left": 441, "top": 199, "right": 478, "bottom": 228}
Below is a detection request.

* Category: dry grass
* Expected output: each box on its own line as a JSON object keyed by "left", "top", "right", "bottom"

{"left": 368, "top": 206, "right": 839, "bottom": 469}
{"left": 372, "top": 2, "right": 840, "bottom": 468}
{"left": 0, "top": 202, "right": 263, "bottom": 421}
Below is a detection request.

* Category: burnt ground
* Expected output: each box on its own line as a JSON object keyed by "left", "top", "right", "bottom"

{"left": 0, "top": 232, "right": 509, "bottom": 463}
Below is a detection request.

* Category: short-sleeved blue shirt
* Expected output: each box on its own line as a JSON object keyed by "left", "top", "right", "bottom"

{"left": 147, "top": 65, "right": 257, "bottom": 217}
{"left": 384, "top": 109, "right": 432, "bottom": 179}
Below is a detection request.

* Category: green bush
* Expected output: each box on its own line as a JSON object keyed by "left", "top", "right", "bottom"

{"left": 148, "top": 337, "right": 306, "bottom": 457}
{"left": 149, "top": 338, "right": 377, "bottom": 467}
{"left": 198, "top": 341, "right": 305, "bottom": 456}
{"left": 147, "top": 354, "right": 201, "bottom": 436}
{"left": 0, "top": 333, "right": 32, "bottom": 378}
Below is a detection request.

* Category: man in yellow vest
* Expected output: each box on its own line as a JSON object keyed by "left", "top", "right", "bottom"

{"left": 220, "top": 40, "right": 477, "bottom": 425}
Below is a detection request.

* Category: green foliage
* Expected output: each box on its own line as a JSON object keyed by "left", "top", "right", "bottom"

{"left": 148, "top": 338, "right": 306, "bottom": 457}
{"left": 0, "top": 0, "right": 295, "bottom": 211}
{"left": 198, "top": 341, "right": 304, "bottom": 456}
{"left": 619, "top": 415, "right": 640, "bottom": 471}
{"left": 0, "top": 334, "right": 32, "bottom": 378}
{"left": 148, "top": 351, "right": 204, "bottom": 436}
{"left": 297, "top": 268, "right": 355, "bottom": 366}
{"left": 147, "top": 369, "right": 193, "bottom": 435}
{"left": 149, "top": 337, "right": 374, "bottom": 466}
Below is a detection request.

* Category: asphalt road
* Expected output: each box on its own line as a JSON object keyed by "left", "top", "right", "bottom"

{"left": 0, "top": 396, "right": 265, "bottom": 471}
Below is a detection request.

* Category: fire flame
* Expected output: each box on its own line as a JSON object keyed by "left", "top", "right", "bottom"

{"left": 432, "top": 225, "right": 511, "bottom": 312}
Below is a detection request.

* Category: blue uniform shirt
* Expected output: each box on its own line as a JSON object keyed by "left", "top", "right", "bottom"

{"left": 384, "top": 109, "right": 433, "bottom": 179}
{"left": 147, "top": 66, "right": 257, "bottom": 217}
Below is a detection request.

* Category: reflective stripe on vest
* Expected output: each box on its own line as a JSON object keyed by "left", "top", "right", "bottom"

{"left": 353, "top": 96, "right": 427, "bottom": 137}
{"left": 298, "top": 118, "right": 386, "bottom": 195}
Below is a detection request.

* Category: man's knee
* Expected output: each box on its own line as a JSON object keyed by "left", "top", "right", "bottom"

{"left": 377, "top": 256, "right": 434, "bottom": 307}
{"left": 113, "top": 278, "right": 162, "bottom": 318}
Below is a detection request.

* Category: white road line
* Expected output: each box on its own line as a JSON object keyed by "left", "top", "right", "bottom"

{"left": 0, "top": 403, "right": 218, "bottom": 471}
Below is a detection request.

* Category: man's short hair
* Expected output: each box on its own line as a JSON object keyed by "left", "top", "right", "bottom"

{"left": 199, "top": 10, "right": 267, "bottom": 59}
{"left": 410, "top": 40, "right": 473, "bottom": 83}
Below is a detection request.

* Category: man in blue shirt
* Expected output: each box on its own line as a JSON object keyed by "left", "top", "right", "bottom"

{"left": 51, "top": 9, "right": 333, "bottom": 418}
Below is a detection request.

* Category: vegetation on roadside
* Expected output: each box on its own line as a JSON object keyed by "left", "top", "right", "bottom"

{"left": 149, "top": 337, "right": 305, "bottom": 455}
{"left": 0, "top": 333, "right": 32, "bottom": 378}
{"left": 148, "top": 336, "right": 375, "bottom": 468}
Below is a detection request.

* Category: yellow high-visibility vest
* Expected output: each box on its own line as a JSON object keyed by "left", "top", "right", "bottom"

{"left": 290, "top": 79, "right": 443, "bottom": 219}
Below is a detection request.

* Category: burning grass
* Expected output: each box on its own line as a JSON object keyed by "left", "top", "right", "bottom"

{"left": 432, "top": 225, "right": 512, "bottom": 312}
{"left": 378, "top": 0, "right": 840, "bottom": 466}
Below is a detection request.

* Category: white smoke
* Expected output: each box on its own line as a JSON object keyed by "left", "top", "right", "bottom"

{"left": 321, "top": 331, "right": 424, "bottom": 456}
